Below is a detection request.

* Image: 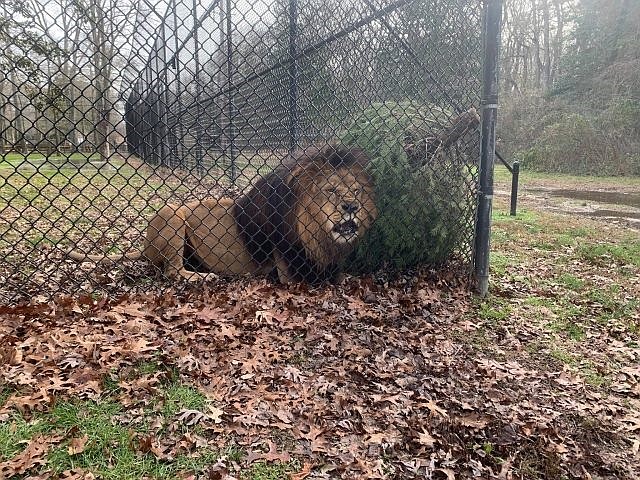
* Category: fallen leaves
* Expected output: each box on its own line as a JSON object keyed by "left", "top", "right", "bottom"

{"left": 0, "top": 259, "right": 638, "bottom": 479}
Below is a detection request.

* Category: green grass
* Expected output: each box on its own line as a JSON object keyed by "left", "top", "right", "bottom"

{"left": 0, "top": 150, "right": 284, "bottom": 252}
{"left": 161, "top": 383, "right": 207, "bottom": 420}
{"left": 577, "top": 238, "right": 640, "bottom": 267}
{"left": 0, "top": 412, "right": 53, "bottom": 460}
{"left": 476, "top": 298, "right": 512, "bottom": 323}
{"left": 0, "top": 376, "right": 300, "bottom": 479}
{"left": 0, "top": 358, "right": 295, "bottom": 480}
{"left": 492, "top": 208, "right": 541, "bottom": 234}
{"left": 550, "top": 320, "right": 585, "bottom": 341}
{"left": 243, "top": 461, "right": 302, "bottom": 480}
{"left": 490, "top": 252, "right": 515, "bottom": 277}
{"left": 0, "top": 385, "right": 15, "bottom": 406}
{"left": 549, "top": 348, "right": 576, "bottom": 366}
{"left": 0, "top": 152, "right": 100, "bottom": 168}
{"left": 555, "top": 273, "right": 584, "bottom": 291}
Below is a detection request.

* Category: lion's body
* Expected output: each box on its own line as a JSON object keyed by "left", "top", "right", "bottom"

{"left": 66, "top": 145, "right": 377, "bottom": 284}
{"left": 143, "top": 198, "right": 274, "bottom": 279}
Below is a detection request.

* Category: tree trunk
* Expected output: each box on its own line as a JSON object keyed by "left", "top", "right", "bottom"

{"left": 550, "top": 0, "right": 564, "bottom": 85}
{"left": 542, "top": 0, "right": 552, "bottom": 91}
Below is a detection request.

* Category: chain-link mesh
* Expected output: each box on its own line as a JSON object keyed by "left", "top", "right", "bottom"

{"left": 0, "top": 0, "right": 484, "bottom": 303}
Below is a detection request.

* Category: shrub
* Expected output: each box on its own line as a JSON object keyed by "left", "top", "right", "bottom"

{"left": 499, "top": 94, "right": 640, "bottom": 176}
{"left": 339, "top": 101, "right": 469, "bottom": 273}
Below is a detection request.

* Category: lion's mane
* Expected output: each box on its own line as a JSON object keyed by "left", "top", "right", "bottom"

{"left": 234, "top": 145, "right": 376, "bottom": 284}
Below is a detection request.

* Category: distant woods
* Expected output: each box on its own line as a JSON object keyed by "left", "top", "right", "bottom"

{"left": 0, "top": 0, "right": 139, "bottom": 160}
{"left": 2, "top": 0, "right": 638, "bottom": 175}
{"left": 500, "top": 0, "right": 640, "bottom": 175}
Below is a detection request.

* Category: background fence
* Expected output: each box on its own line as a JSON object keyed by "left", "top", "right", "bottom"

{"left": 0, "top": 0, "right": 496, "bottom": 303}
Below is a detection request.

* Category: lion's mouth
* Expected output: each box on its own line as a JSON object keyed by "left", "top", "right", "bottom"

{"left": 332, "top": 220, "right": 359, "bottom": 241}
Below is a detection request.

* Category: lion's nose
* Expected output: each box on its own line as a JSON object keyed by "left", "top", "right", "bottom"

{"left": 341, "top": 202, "right": 359, "bottom": 214}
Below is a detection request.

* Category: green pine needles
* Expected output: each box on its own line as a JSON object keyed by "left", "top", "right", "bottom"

{"left": 340, "top": 101, "right": 469, "bottom": 273}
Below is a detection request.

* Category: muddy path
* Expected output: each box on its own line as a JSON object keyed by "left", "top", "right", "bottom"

{"left": 494, "top": 170, "right": 640, "bottom": 230}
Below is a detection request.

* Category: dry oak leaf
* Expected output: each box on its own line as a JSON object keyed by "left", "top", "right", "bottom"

{"left": 290, "top": 462, "right": 313, "bottom": 480}
{"left": 208, "top": 406, "right": 225, "bottom": 424}
{"left": 58, "top": 468, "right": 96, "bottom": 479}
{"left": 68, "top": 434, "right": 89, "bottom": 455}
{"left": 366, "top": 433, "right": 387, "bottom": 445}
{"left": 423, "top": 399, "right": 448, "bottom": 418}
{"left": 457, "top": 413, "right": 491, "bottom": 429}
{"left": 245, "top": 440, "right": 291, "bottom": 464}
{"left": 0, "top": 434, "right": 63, "bottom": 477}
{"left": 436, "top": 467, "right": 456, "bottom": 480}
{"left": 417, "top": 429, "right": 437, "bottom": 448}
{"left": 177, "top": 409, "right": 209, "bottom": 426}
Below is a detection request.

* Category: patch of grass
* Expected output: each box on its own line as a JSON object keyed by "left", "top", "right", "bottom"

{"left": 550, "top": 320, "right": 585, "bottom": 341}
{"left": 589, "top": 287, "right": 639, "bottom": 329}
{"left": 476, "top": 298, "right": 512, "bottom": 323}
{"left": 0, "top": 385, "right": 14, "bottom": 406}
{"left": 549, "top": 348, "right": 576, "bottom": 366}
{"left": 532, "top": 241, "right": 556, "bottom": 251}
{"left": 583, "top": 370, "right": 608, "bottom": 388}
{"left": 577, "top": 239, "right": 640, "bottom": 267}
{"left": 1, "top": 390, "right": 228, "bottom": 479}
{"left": 494, "top": 164, "right": 640, "bottom": 186}
{"left": 555, "top": 273, "right": 585, "bottom": 291}
{"left": 523, "top": 296, "right": 555, "bottom": 308}
{"left": 493, "top": 208, "right": 539, "bottom": 225}
{"left": 545, "top": 300, "right": 585, "bottom": 340}
{"left": 243, "top": 460, "right": 301, "bottom": 480}
{"left": 0, "top": 412, "right": 52, "bottom": 461}
{"left": 137, "top": 360, "right": 163, "bottom": 376}
{"left": 102, "top": 371, "right": 121, "bottom": 394}
{"left": 162, "top": 383, "right": 207, "bottom": 420}
{"left": 491, "top": 228, "right": 514, "bottom": 246}
{"left": 490, "top": 252, "right": 513, "bottom": 277}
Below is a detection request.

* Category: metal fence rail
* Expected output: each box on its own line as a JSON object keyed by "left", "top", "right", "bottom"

{"left": 0, "top": 0, "right": 499, "bottom": 303}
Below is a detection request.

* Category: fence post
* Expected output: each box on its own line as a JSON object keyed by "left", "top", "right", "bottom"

{"left": 474, "top": 0, "right": 502, "bottom": 297}
{"left": 288, "top": 0, "right": 299, "bottom": 152}
{"left": 225, "top": 0, "right": 237, "bottom": 184}
{"left": 510, "top": 160, "right": 519, "bottom": 216}
{"left": 192, "top": 0, "right": 204, "bottom": 175}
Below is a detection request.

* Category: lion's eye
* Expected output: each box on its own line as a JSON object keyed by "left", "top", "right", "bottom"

{"left": 325, "top": 187, "right": 337, "bottom": 194}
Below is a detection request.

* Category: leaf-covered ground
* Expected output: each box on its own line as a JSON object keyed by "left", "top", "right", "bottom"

{"left": 1, "top": 171, "right": 639, "bottom": 479}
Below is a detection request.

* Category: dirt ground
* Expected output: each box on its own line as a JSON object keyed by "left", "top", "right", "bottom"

{"left": 494, "top": 167, "right": 640, "bottom": 230}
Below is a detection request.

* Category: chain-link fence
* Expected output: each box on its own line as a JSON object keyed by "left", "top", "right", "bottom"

{"left": 0, "top": 0, "right": 498, "bottom": 303}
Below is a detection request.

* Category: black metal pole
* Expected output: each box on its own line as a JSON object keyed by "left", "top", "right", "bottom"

{"left": 192, "top": 0, "right": 204, "bottom": 174}
{"left": 474, "top": 0, "right": 502, "bottom": 296}
{"left": 288, "top": 0, "right": 299, "bottom": 152}
{"left": 159, "top": 18, "right": 172, "bottom": 167}
{"left": 510, "top": 161, "right": 519, "bottom": 216}
{"left": 171, "top": 0, "right": 185, "bottom": 167}
{"left": 225, "top": 0, "right": 237, "bottom": 183}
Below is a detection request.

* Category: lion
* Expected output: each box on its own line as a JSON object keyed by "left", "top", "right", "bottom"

{"left": 65, "top": 145, "right": 377, "bottom": 284}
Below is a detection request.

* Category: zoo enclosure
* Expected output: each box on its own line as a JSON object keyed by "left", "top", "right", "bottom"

{"left": 0, "top": 0, "right": 501, "bottom": 302}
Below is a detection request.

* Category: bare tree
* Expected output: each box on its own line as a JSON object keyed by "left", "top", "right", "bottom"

{"left": 70, "top": 0, "right": 138, "bottom": 160}
{"left": 500, "top": 0, "right": 574, "bottom": 93}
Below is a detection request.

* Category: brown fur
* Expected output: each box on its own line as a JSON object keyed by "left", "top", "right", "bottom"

{"left": 65, "top": 145, "right": 377, "bottom": 283}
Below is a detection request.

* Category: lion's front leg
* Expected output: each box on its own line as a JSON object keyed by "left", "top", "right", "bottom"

{"left": 177, "top": 270, "right": 218, "bottom": 282}
{"left": 273, "top": 251, "right": 294, "bottom": 284}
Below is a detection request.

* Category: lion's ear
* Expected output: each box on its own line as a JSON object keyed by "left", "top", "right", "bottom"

{"left": 286, "top": 145, "right": 370, "bottom": 186}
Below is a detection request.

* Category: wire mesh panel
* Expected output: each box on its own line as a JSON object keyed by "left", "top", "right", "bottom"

{"left": 0, "top": 0, "right": 485, "bottom": 303}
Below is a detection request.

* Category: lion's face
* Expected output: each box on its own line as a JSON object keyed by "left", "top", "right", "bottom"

{"left": 294, "top": 165, "right": 377, "bottom": 264}
{"left": 315, "top": 171, "right": 373, "bottom": 245}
